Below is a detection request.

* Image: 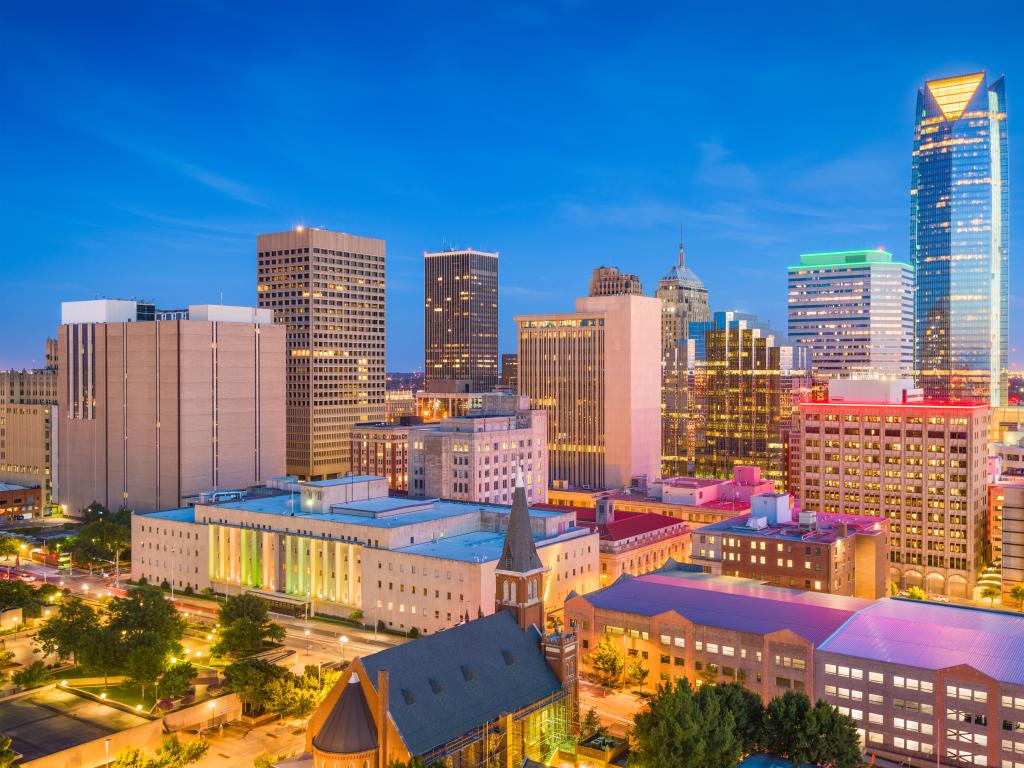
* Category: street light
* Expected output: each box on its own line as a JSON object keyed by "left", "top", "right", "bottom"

{"left": 339, "top": 634, "right": 348, "bottom": 659}
{"left": 105, "top": 737, "right": 112, "bottom": 767}
{"left": 304, "top": 628, "right": 311, "bottom": 656}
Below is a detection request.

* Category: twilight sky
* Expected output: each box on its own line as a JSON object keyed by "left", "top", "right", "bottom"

{"left": 2, "top": 1, "right": 1023, "bottom": 371}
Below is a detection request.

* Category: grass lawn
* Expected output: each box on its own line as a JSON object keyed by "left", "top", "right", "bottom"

{"left": 77, "top": 682, "right": 157, "bottom": 711}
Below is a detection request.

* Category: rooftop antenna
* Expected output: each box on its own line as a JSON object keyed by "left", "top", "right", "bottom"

{"left": 678, "top": 224, "right": 686, "bottom": 267}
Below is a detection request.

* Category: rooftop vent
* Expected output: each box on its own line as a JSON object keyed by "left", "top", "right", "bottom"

{"left": 401, "top": 688, "right": 415, "bottom": 705}
{"left": 502, "top": 650, "right": 515, "bottom": 666}
{"left": 429, "top": 678, "right": 443, "bottom": 694}
{"left": 461, "top": 665, "right": 474, "bottom": 681}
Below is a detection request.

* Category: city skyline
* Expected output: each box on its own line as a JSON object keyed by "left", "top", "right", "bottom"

{"left": 3, "top": 3, "right": 1024, "bottom": 374}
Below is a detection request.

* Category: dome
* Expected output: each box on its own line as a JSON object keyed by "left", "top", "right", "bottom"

{"left": 313, "top": 673, "right": 378, "bottom": 754}
{"left": 660, "top": 244, "right": 706, "bottom": 289}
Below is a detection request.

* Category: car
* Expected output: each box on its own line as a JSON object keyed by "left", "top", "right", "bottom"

{"left": 896, "top": 590, "right": 909, "bottom": 597}
{"left": 927, "top": 594, "right": 950, "bottom": 603}
{"left": 20, "top": 575, "right": 36, "bottom": 583}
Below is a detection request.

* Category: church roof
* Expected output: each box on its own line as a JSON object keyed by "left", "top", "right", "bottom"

{"left": 360, "top": 611, "right": 562, "bottom": 757}
{"left": 313, "top": 672, "right": 378, "bottom": 754}
{"left": 497, "top": 475, "right": 543, "bottom": 573}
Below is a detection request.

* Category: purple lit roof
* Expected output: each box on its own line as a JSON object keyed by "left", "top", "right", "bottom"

{"left": 818, "top": 599, "right": 1024, "bottom": 684}
{"left": 580, "top": 571, "right": 868, "bottom": 646}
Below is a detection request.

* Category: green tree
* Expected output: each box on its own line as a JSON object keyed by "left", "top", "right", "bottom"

{"left": 36, "top": 595, "right": 98, "bottom": 663}
{"left": 694, "top": 684, "right": 741, "bottom": 768}
{"left": 386, "top": 758, "right": 429, "bottom": 768}
{"left": 211, "top": 594, "right": 285, "bottom": 659}
{"left": 708, "top": 682, "right": 764, "bottom": 753}
{"left": 889, "top": 581, "right": 899, "bottom": 597}
{"left": 1011, "top": 584, "right": 1024, "bottom": 611}
{"left": 125, "top": 640, "right": 166, "bottom": 700}
{"left": 581, "top": 707, "right": 602, "bottom": 736}
{"left": 81, "top": 624, "right": 124, "bottom": 688}
{"left": 0, "top": 537, "right": 19, "bottom": 561}
{"left": 13, "top": 660, "right": 52, "bottom": 690}
{"left": 107, "top": 585, "right": 184, "bottom": 659}
{"left": 0, "top": 733, "right": 17, "bottom": 768}
{"left": 811, "top": 700, "right": 863, "bottom": 768}
{"left": 981, "top": 586, "right": 1000, "bottom": 606}
{"left": 698, "top": 662, "right": 718, "bottom": 686}
{"left": 111, "top": 747, "right": 149, "bottom": 768}
{"left": 761, "top": 691, "right": 816, "bottom": 763}
{"left": 590, "top": 636, "right": 624, "bottom": 686}
{"left": 905, "top": 585, "right": 926, "bottom": 600}
{"left": 624, "top": 654, "right": 648, "bottom": 688}
{"left": 153, "top": 735, "right": 209, "bottom": 768}
{"left": 157, "top": 662, "right": 197, "bottom": 700}
{"left": 629, "top": 678, "right": 733, "bottom": 768}
{"left": 224, "top": 658, "right": 290, "bottom": 715}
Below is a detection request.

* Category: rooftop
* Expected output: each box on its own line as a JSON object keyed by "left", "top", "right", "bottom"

{"left": 0, "top": 483, "right": 30, "bottom": 492}
{"left": 577, "top": 568, "right": 868, "bottom": 646}
{"left": 301, "top": 476, "right": 382, "bottom": 488}
{"left": 569, "top": 507, "right": 687, "bottom": 542}
{"left": 144, "top": 507, "right": 196, "bottom": 523}
{"left": 818, "top": 598, "right": 1024, "bottom": 685}
{"left": 695, "top": 511, "right": 886, "bottom": 544}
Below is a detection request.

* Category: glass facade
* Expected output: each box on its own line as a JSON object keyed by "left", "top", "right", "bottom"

{"left": 911, "top": 72, "right": 1008, "bottom": 404}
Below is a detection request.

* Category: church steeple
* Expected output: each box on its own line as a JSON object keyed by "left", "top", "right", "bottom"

{"left": 495, "top": 469, "right": 546, "bottom": 631}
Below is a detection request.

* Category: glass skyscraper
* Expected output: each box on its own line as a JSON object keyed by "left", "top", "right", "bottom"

{"left": 911, "top": 72, "right": 1008, "bottom": 404}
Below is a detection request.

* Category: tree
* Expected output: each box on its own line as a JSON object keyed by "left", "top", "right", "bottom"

{"left": 590, "top": 636, "right": 624, "bottom": 686}
{"left": 811, "top": 700, "right": 863, "bottom": 768}
{"left": 157, "top": 662, "right": 197, "bottom": 700}
{"left": 761, "top": 691, "right": 816, "bottom": 763}
{"left": 125, "top": 640, "right": 166, "bottom": 700}
{"left": 1011, "top": 584, "right": 1024, "bottom": 612}
{"left": 0, "top": 537, "right": 19, "bottom": 561}
{"left": 82, "top": 624, "right": 124, "bottom": 688}
{"left": 36, "top": 595, "right": 98, "bottom": 663}
{"left": 905, "top": 586, "right": 926, "bottom": 601}
{"left": 224, "top": 658, "right": 290, "bottom": 715}
{"left": 111, "top": 735, "right": 208, "bottom": 768}
{"left": 581, "top": 707, "right": 602, "bottom": 736}
{"left": 111, "top": 747, "right": 150, "bottom": 768}
{"left": 889, "top": 581, "right": 899, "bottom": 597}
{"left": 13, "top": 660, "right": 52, "bottom": 690}
{"left": 698, "top": 662, "right": 718, "bottom": 686}
{"left": 624, "top": 654, "right": 648, "bottom": 688}
{"left": 694, "top": 684, "right": 741, "bottom": 768}
{"left": 386, "top": 758, "right": 429, "bottom": 768}
{"left": 629, "top": 678, "right": 735, "bottom": 768}
{"left": 0, "top": 734, "right": 16, "bottom": 768}
{"left": 212, "top": 594, "right": 285, "bottom": 659}
{"left": 708, "top": 682, "right": 764, "bottom": 753}
{"left": 982, "top": 586, "right": 1000, "bottom": 606}
{"left": 107, "top": 585, "right": 184, "bottom": 659}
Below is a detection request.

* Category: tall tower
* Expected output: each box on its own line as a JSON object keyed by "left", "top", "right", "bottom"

{"left": 655, "top": 240, "right": 710, "bottom": 477}
{"left": 257, "top": 227, "right": 386, "bottom": 480}
{"left": 495, "top": 470, "right": 547, "bottom": 631}
{"left": 424, "top": 248, "right": 499, "bottom": 391}
{"left": 911, "top": 72, "right": 1008, "bottom": 404}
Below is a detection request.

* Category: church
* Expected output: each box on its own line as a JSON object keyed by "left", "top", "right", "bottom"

{"left": 298, "top": 471, "right": 580, "bottom": 768}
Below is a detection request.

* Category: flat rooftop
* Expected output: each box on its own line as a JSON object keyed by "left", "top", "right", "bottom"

{"left": 818, "top": 598, "right": 1024, "bottom": 684}
{"left": 144, "top": 507, "right": 196, "bottom": 523}
{"left": 696, "top": 512, "right": 886, "bottom": 543}
{"left": 396, "top": 526, "right": 590, "bottom": 563}
{"left": 0, "top": 687, "right": 150, "bottom": 762}
{"left": 578, "top": 569, "right": 868, "bottom": 646}
{"left": 301, "top": 475, "right": 381, "bottom": 488}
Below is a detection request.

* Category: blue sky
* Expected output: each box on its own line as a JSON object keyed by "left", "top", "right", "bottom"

{"left": 2, "top": 1, "right": 1023, "bottom": 371}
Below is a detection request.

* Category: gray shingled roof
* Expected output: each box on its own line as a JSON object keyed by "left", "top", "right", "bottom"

{"left": 360, "top": 611, "right": 562, "bottom": 757}
{"left": 497, "top": 482, "right": 543, "bottom": 572}
{"left": 313, "top": 672, "right": 378, "bottom": 754}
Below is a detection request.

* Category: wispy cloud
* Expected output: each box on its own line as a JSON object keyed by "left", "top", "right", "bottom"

{"left": 694, "top": 141, "right": 761, "bottom": 193}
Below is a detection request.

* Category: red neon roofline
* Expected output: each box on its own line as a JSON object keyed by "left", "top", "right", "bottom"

{"left": 800, "top": 401, "right": 988, "bottom": 410}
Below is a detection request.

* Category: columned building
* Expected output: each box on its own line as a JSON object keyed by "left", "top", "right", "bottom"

{"left": 257, "top": 227, "right": 386, "bottom": 479}
{"left": 911, "top": 72, "right": 1009, "bottom": 404}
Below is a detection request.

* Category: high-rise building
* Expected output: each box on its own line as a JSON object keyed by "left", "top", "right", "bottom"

{"left": 423, "top": 248, "right": 498, "bottom": 392}
{"left": 656, "top": 242, "right": 710, "bottom": 476}
{"left": 499, "top": 352, "right": 518, "bottom": 391}
{"left": 911, "top": 72, "right": 1008, "bottom": 404}
{"left": 795, "top": 379, "right": 989, "bottom": 597}
{"left": 57, "top": 300, "right": 285, "bottom": 514}
{"left": 258, "top": 227, "right": 386, "bottom": 479}
{"left": 408, "top": 393, "right": 548, "bottom": 505}
{"left": 1001, "top": 481, "right": 1024, "bottom": 607}
{"left": 588, "top": 266, "right": 643, "bottom": 297}
{"left": 0, "top": 346, "right": 57, "bottom": 505}
{"left": 688, "top": 311, "right": 808, "bottom": 489}
{"left": 788, "top": 250, "right": 914, "bottom": 380}
{"left": 517, "top": 292, "right": 661, "bottom": 490}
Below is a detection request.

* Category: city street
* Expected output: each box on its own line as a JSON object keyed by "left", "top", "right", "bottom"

{"left": 579, "top": 679, "right": 644, "bottom": 737}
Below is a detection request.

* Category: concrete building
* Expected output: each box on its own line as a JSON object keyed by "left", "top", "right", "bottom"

{"left": 408, "top": 394, "right": 548, "bottom": 505}
{"left": 517, "top": 292, "right": 661, "bottom": 490}
{"left": 1002, "top": 482, "right": 1024, "bottom": 608}
{"left": 588, "top": 266, "right": 643, "bottom": 297}
{"left": 794, "top": 379, "right": 989, "bottom": 597}
{"left": 548, "top": 466, "right": 775, "bottom": 528}
{"left": 690, "top": 492, "right": 889, "bottom": 599}
{"left": 131, "top": 474, "right": 598, "bottom": 635}
{"left": 57, "top": 299, "right": 285, "bottom": 514}
{"left": 566, "top": 567, "right": 868, "bottom": 702}
{"left": 787, "top": 250, "right": 914, "bottom": 380}
{"left": 688, "top": 311, "right": 809, "bottom": 489}
{"left": 656, "top": 242, "right": 711, "bottom": 478}
{"left": 500, "top": 352, "right": 518, "bottom": 391}
{"left": 990, "top": 405, "right": 1024, "bottom": 444}
{"left": 258, "top": 227, "right": 386, "bottom": 479}
{"left": 384, "top": 389, "right": 417, "bottom": 423}
{"left": 424, "top": 248, "right": 498, "bottom": 392}
{"left": 0, "top": 357, "right": 57, "bottom": 505}
{"left": 415, "top": 388, "right": 487, "bottom": 421}
{"left": 351, "top": 421, "right": 416, "bottom": 492}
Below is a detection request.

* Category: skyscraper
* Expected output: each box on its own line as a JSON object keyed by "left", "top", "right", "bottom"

{"left": 911, "top": 72, "right": 1008, "bottom": 404}
{"left": 517, "top": 292, "right": 661, "bottom": 490}
{"left": 257, "top": 227, "right": 386, "bottom": 480}
{"left": 588, "top": 266, "right": 643, "bottom": 297}
{"left": 655, "top": 242, "right": 710, "bottom": 476}
{"left": 787, "top": 249, "right": 914, "bottom": 380}
{"left": 424, "top": 248, "right": 498, "bottom": 391}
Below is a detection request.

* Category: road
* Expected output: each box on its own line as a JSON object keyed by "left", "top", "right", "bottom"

{"left": 579, "top": 679, "right": 645, "bottom": 737}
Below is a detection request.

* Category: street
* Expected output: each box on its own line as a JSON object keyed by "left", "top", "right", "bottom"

{"left": 579, "top": 679, "right": 644, "bottom": 737}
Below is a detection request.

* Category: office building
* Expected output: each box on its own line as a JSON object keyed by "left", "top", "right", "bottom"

{"left": 690, "top": 492, "right": 889, "bottom": 599}
{"left": 517, "top": 292, "right": 661, "bottom": 490}
{"left": 588, "top": 266, "right": 643, "bottom": 297}
{"left": 424, "top": 248, "right": 498, "bottom": 391}
{"left": 688, "top": 311, "right": 808, "bottom": 489}
{"left": 787, "top": 250, "right": 914, "bottom": 380}
{"left": 0, "top": 483, "right": 41, "bottom": 519}
{"left": 57, "top": 300, "right": 285, "bottom": 514}
{"left": 351, "top": 421, "right": 416, "bottom": 492}
{"left": 1002, "top": 482, "right": 1024, "bottom": 608}
{"left": 912, "top": 72, "right": 1009, "bottom": 404}
{"left": 0, "top": 349, "right": 57, "bottom": 505}
{"left": 258, "top": 227, "right": 386, "bottom": 479}
{"left": 131, "top": 474, "right": 598, "bottom": 635}
{"left": 990, "top": 405, "right": 1024, "bottom": 443}
{"left": 408, "top": 393, "right": 548, "bottom": 505}
{"left": 500, "top": 352, "right": 518, "bottom": 391}
{"left": 794, "top": 379, "right": 989, "bottom": 597}
{"left": 656, "top": 242, "right": 711, "bottom": 477}
{"left": 566, "top": 567, "right": 869, "bottom": 701}
{"left": 384, "top": 389, "right": 417, "bottom": 423}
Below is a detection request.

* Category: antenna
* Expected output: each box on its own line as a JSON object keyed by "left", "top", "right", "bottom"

{"left": 678, "top": 225, "right": 686, "bottom": 266}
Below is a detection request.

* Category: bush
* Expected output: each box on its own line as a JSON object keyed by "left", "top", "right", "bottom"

{"left": 408, "top": 627, "right": 419, "bottom": 639}
{"left": 182, "top": 585, "right": 194, "bottom": 596}
{"left": 376, "top": 620, "right": 386, "bottom": 633}
{"left": 13, "top": 661, "right": 52, "bottom": 690}
{"left": 200, "top": 588, "right": 215, "bottom": 598}
{"left": 348, "top": 609, "right": 363, "bottom": 622}
{"left": 160, "top": 581, "right": 171, "bottom": 592}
